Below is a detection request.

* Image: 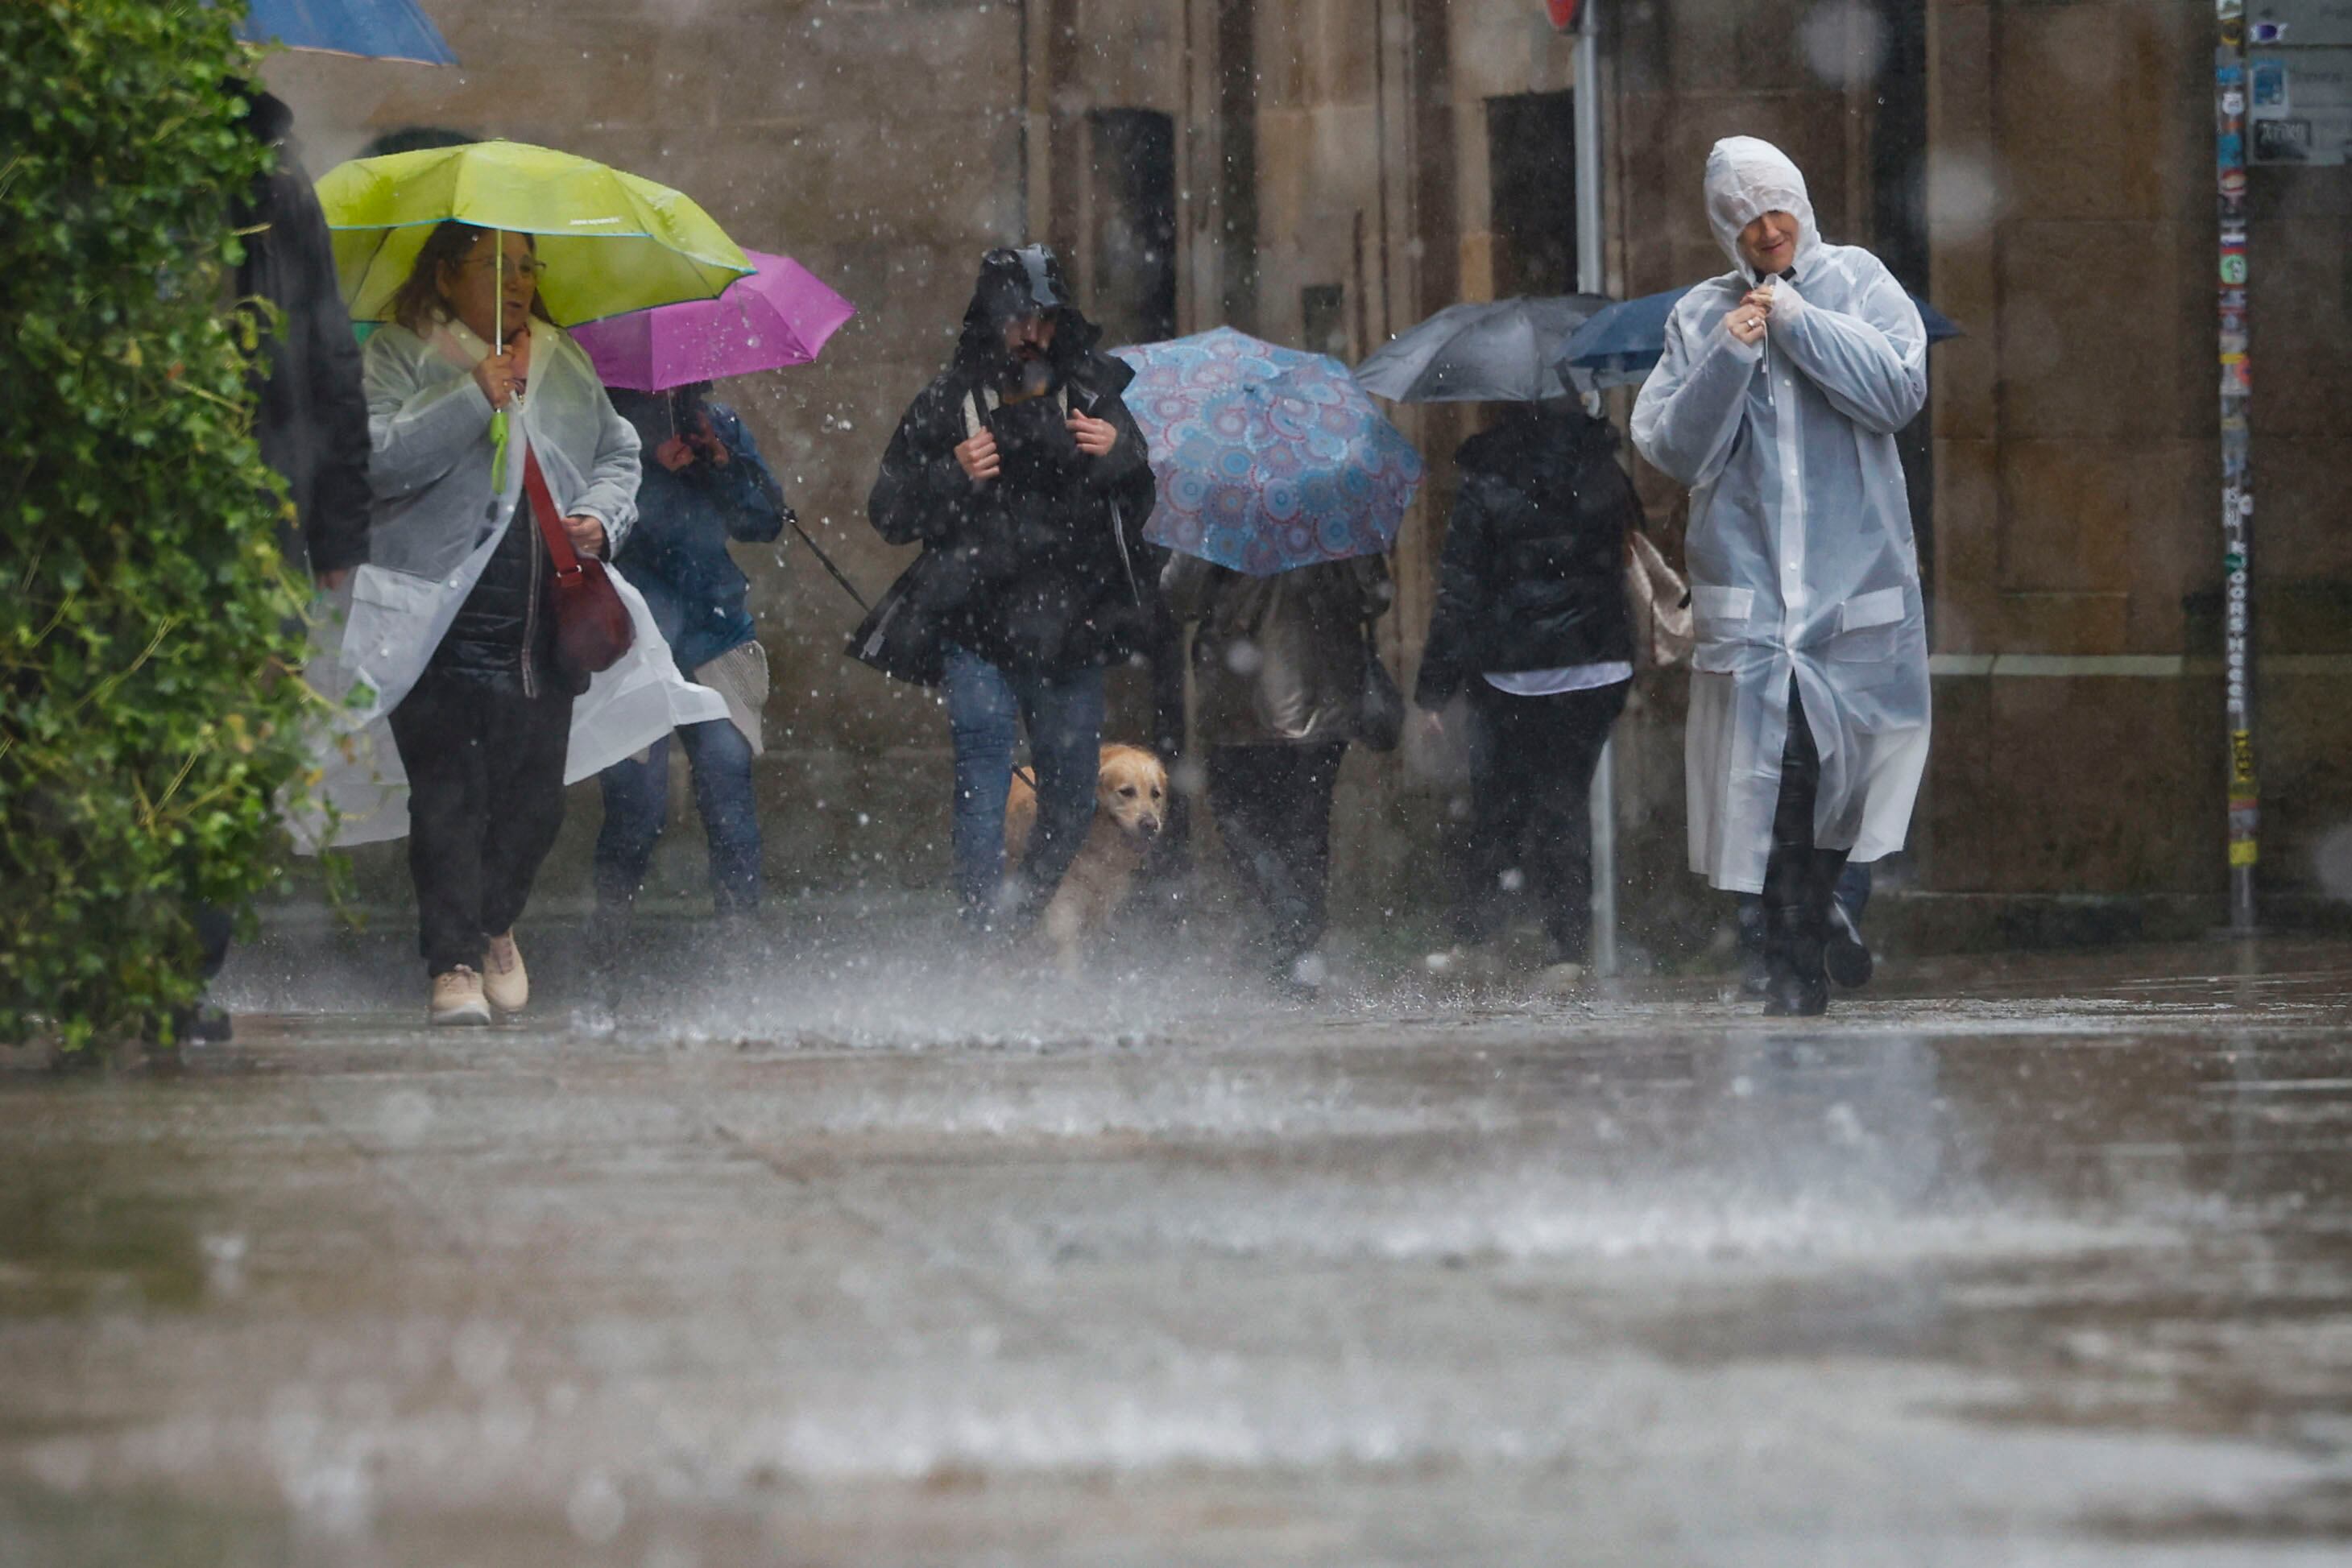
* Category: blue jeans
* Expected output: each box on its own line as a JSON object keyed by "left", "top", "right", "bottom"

{"left": 594, "top": 718, "right": 762, "bottom": 914}
{"left": 942, "top": 644, "right": 1105, "bottom": 927}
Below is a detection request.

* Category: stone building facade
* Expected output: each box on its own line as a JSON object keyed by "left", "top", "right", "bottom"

{"left": 264, "top": 0, "right": 2350, "bottom": 949}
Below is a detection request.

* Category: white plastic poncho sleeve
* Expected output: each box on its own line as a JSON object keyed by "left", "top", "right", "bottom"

{"left": 1762, "top": 270, "right": 1926, "bottom": 436}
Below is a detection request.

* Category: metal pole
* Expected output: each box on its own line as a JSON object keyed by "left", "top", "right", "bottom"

{"left": 2215, "top": 2, "right": 2259, "bottom": 933}
{"left": 1574, "top": 9, "right": 1619, "bottom": 977}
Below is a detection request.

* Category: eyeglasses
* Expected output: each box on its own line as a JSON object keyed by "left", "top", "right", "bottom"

{"left": 466, "top": 254, "right": 549, "bottom": 282}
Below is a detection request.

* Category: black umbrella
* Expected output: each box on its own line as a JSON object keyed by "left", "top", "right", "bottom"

{"left": 1352, "top": 295, "right": 1613, "bottom": 403}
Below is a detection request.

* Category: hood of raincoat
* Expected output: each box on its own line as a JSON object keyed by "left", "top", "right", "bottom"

{"left": 1704, "top": 137, "right": 1820, "bottom": 281}
{"left": 234, "top": 81, "right": 296, "bottom": 147}
{"left": 952, "top": 245, "right": 1124, "bottom": 404}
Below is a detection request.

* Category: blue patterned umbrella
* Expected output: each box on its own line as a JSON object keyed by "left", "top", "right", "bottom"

{"left": 235, "top": 0, "right": 458, "bottom": 64}
{"left": 1112, "top": 327, "right": 1423, "bottom": 576}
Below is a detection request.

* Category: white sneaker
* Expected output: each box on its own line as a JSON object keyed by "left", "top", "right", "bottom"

{"left": 482, "top": 931, "right": 528, "bottom": 1014}
{"left": 1423, "top": 945, "right": 1492, "bottom": 979}
{"left": 430, "top": 966, "right": 492, "bottom": 1027}
{"left": 1530, "top": 961, "right": 1588, "bottom": 997}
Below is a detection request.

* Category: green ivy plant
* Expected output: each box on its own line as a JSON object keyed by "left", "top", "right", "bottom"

{"left": 1, "top": 1, "right": 321, "bottom": 1051}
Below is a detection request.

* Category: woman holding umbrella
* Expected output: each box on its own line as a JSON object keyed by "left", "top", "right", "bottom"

{"left": 305, "top": 139, "right": 749, "bottom": 1023}
{"left": 362, "top": 221, "right": 640, "bottom": 1024}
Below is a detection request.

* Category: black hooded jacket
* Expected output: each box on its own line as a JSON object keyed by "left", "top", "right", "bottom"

{"left": 230, "top": 89, "right": 371, "bottom": 577}
{"left": 854, "top": 248, "right": 1157, "bottom": 684}
{"left": 1414, "top": 406, "right": 1638, "bottom": 708}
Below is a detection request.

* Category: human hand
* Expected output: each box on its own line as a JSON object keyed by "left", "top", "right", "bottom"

{"left": 471, "top": 349, "right": 524, "bottom": 409}
{"left": 316, "top": 567, "right": 352, "bottom": 592}
{"left": 654, "top": 436, "right": 696, "bottom": 473}
{"left": 1725, "top": 288, "right": 1774, "bottom": 348}
{"left": 687, "top": 415, "right": 730, "bottom": 466}
{"left": 1067, "top": 411, "right": 1119, "bottom": 457}
{"left": 563, "top": 514, "right": 607, "bottom": 558}
{"left": 1420, "top": 708, "right": 1446, "bottom": 739}
{"left": 955, "top": 428, "right": 1000, "bottom": 483}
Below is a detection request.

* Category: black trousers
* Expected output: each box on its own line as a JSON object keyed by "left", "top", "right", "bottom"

{"left": 1206, "top": 742, "right": 1347, "bottom": 970}
{"left": 1457, "top": 680, "right": 1629, "bottom": 965}
{"left": 386, "top": 673, "right": 575, "bottom": 976}
{"left": 1761, "top": 676, "right": 1850, "bottom": 986}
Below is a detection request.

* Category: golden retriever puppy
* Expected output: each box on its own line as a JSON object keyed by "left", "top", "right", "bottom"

{"left": 1003, "top": 743, "right": 1167, "bottom": 972}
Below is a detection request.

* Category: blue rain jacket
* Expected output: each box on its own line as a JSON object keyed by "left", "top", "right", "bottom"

{"left": 609, "top": 395, "right": 787, "bottom": 675}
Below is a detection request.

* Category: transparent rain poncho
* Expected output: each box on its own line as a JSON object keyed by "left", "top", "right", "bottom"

{"left": 289, "top": 316, "right": 724, "bottom": 850}
{"left": 1632, "top": 137, "right": 1931, "bottom": 892}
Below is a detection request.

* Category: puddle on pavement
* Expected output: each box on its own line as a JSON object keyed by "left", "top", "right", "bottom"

{"left": 0, "top": 1144, "right": 209, "bottom": 1319}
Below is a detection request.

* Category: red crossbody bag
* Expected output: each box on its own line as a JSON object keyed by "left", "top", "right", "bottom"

{"left": 521, "top": 446, "right": 634, "bottom": 680}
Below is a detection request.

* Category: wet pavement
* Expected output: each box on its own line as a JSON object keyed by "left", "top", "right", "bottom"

{"left": 5, "top": 937, "right": 2352, "bottom": 1565}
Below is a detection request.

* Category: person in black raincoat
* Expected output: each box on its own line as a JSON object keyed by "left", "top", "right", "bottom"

{"left": 230, "top": 86, "right": 373, "bottom": 587}
{"left": 855, "top": 246, "right": 1157, "bottom": 929}
{"left": 1414, "top": 401, "right": 1637, "bottom": 994}
{"left": 180, "top": 86, "right": 375, "bottom": 1044}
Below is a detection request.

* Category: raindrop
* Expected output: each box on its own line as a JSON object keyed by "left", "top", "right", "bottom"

{"left": 566, "top": 1471, "right": 627, "bottom": 1545}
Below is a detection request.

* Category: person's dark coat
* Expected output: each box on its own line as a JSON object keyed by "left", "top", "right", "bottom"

{"left": 854, "top": 248, "right": 1157, "bottom": 685}
{"left": 608, "top": 391, "right": 786, "bottom": 674}
{"left": 232, "top": 89, "right": 371, "bottom": 577}
{"left": 1166, "top": 554, "right": 1391, "bottom": 747}
{"left": 1414, "top": 405, "right": 1638, "bottom": 709}
{"left": 424, "top": 499, "right": 574, "bottom": 696}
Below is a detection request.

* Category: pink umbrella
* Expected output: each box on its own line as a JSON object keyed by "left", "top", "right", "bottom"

{"left": 570, "top": 250, "right": 856, "bottom": 391}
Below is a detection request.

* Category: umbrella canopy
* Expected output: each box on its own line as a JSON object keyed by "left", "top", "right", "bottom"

{"left": 1559, "top": 284, "right": 1963, "bottom": 388}
{"left": 1114, "top": 327, "right": 1423, "bottom": 576}
{"left": 316, "top": 141, "right": 752, "bottom": 329}
{"left": 569, "top": 250, "right": 856, "bottom": 392}
{"left": 235, "top": 0, "right": 458, "bottom": 64}
{"left": 1352, "top": 295, "right": 1612, "bottom": 403}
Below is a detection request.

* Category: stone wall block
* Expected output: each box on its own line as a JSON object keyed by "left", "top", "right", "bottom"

{"left": 1995, "top": 440, "right": 2145, "bottom": 598}
{"left": 2250, "top": 437, "right": 2352, "bottom": 592}
{"left": 2122, "top": 441, "right": 2211, "bottom": 656}
{"left": 1997, "top": 221, "right": 2178, "bottom": 441}
{"left": 1918, "top": 672, "right": 1995, "bottom": 889}
{"left": 1993, "top": 592, "right": 2130, "bottom": 656}
{"left": 2248, "top": 219, "right": 2352, "bottom": 441}
{"left": 1993, "top": 2, "right": 2167, "bottom": 222}
{"left": 1932, "top": 436, "right": 2001, "bottom": 653}
{"left": 1451, "top": 7, "right": 1575, "bottom": 102}
{"left": 1984, "top": 676, "right": 2218, "bottom": 892}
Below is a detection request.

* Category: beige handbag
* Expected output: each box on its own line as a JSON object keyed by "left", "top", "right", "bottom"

{"left": 1626, "top": 529, "right": 1694, "bottom": 670}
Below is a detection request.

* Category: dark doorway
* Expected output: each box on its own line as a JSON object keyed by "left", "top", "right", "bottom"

{"left": 1087, "top": 109, "right": 1178, "bottom": 347}
{"left": 1485, "top": 90, "right": 1577, "bottom": 298}
{"left": 1301, "top": 283, "right": 1350, "bottom": 361}
{"left": 1871, "top": 0, "right": 1933, "bottom": 610}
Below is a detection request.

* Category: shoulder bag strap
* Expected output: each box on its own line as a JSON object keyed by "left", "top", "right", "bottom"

{"left": 521, "top": 444, "right": 585, "bottom": 581}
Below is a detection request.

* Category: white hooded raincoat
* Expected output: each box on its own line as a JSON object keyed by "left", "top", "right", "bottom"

{"left": 1632, "top": 138, "right": 1931, "bottom": 893}
{"left": 292, "top": 315, "right": 726, "bottom": 850}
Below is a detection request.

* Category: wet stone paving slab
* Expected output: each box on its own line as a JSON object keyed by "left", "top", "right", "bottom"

{"left": 3, "top": 939, "right": 2352, "bottom": 1565}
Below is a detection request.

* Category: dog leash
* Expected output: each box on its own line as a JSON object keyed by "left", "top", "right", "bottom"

{"left": 783, "top": 507, "right": 874, "bottom": 614}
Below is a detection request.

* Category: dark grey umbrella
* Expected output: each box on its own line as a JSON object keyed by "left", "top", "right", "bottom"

{"left": 1352, "top": 295, "right": 1612, "bottom": 403}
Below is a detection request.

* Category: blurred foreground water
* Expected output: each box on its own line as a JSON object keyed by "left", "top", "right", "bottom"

{"left": 4, "top": 933, "right": 2351, "bottom": 1565}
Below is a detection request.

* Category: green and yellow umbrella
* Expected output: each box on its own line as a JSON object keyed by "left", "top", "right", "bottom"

{"left": 317, "top": 139, "right": 753, "bottom": 329}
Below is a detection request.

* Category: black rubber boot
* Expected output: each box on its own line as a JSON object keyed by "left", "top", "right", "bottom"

{"left": 1762, "top": 904, "right": 1830, "bottom": 1017}
{"left": 1824, "top": 896, "right": 1874, "bottom": 989}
